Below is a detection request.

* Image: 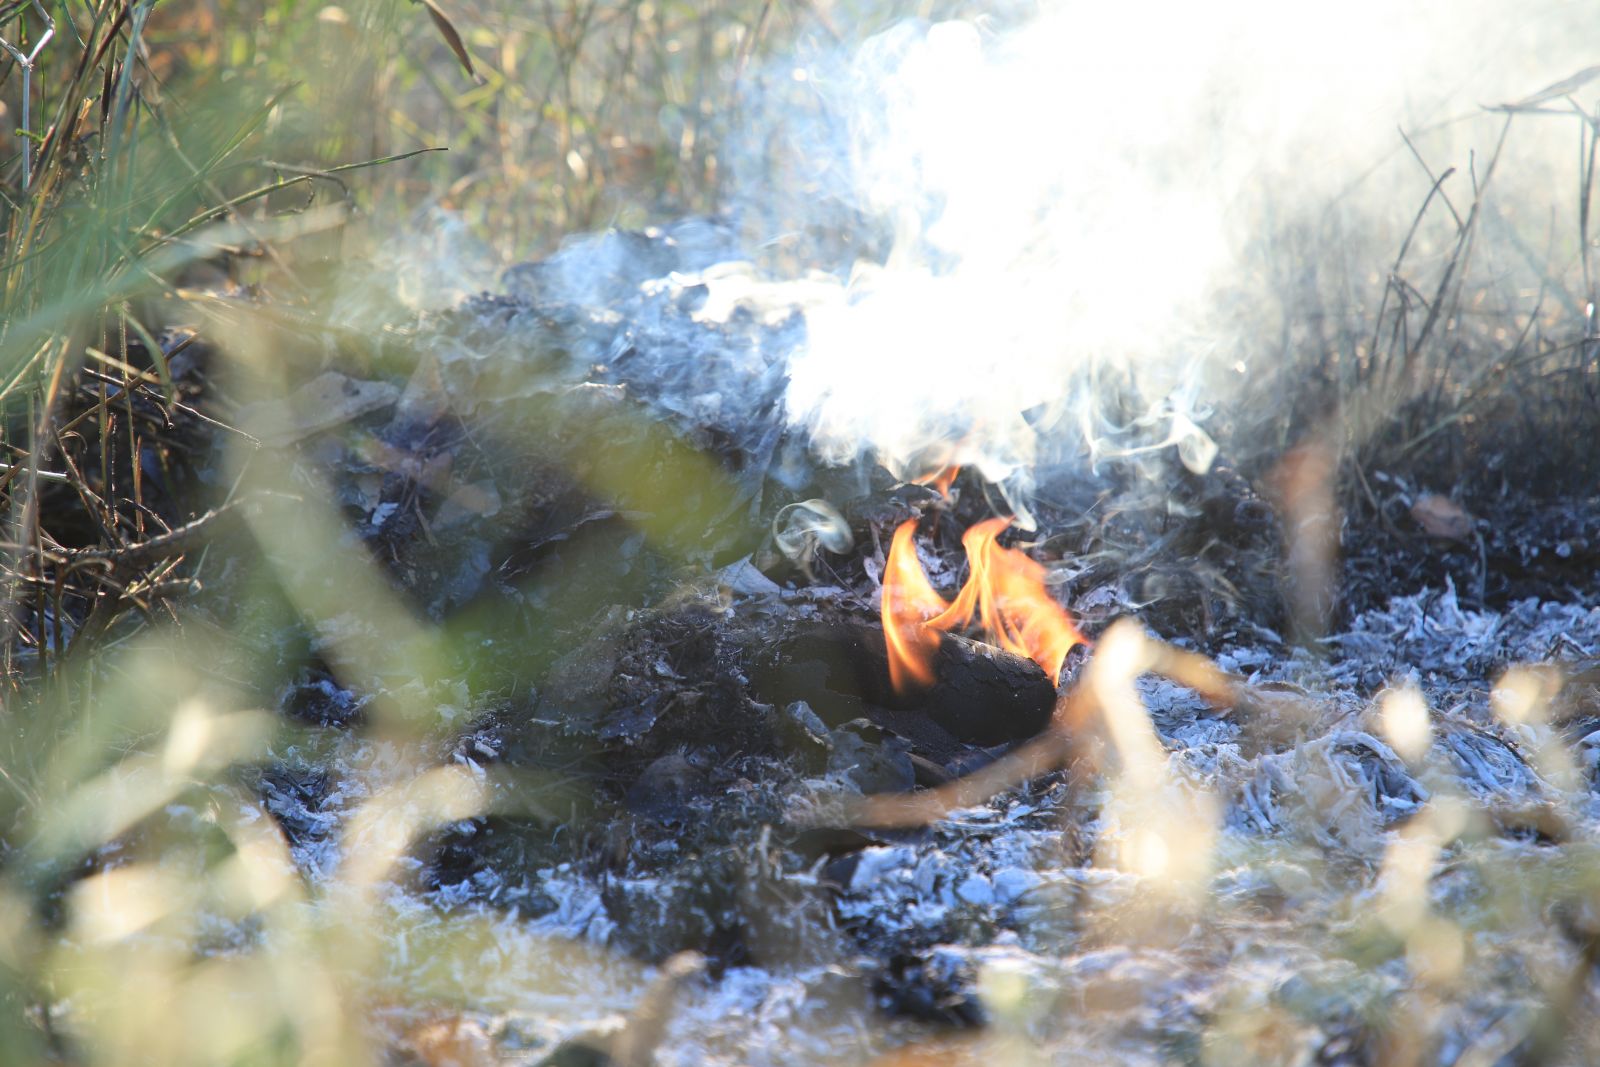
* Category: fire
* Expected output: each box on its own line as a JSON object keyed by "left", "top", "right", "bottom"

{"left": 882, "top": 519, "right": 949, "bottom": 693}
{"left": 915, "top": 464, "right": 961, "bottom": 500}
{"left": 881, "top": 516, "right": 1086, "bottom": 695}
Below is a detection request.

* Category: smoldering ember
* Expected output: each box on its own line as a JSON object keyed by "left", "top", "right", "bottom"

{"left": 7, "top": 4, "right": 1600, "bottom": 1067}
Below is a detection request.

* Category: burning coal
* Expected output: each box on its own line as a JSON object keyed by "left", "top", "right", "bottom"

{"left": 882, "top": 513, "right": 1087, "bottom": 695}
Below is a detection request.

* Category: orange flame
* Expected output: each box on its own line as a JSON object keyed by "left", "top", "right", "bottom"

{"left": 914, "top": 465, "right": 961, "bottom": 500}
{"left": 882, "top": 519, "right": 949, "bottom": 693}
{"left": 881, "top": 517, "right": 1086, "bottom": 696}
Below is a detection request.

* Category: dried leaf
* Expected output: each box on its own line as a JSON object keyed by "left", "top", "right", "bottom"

{"left": 434, "top": 480, "right": 502, "bottom": 529}
{"left": 415, "top": 0, "right": 480, "bottom": 83}
{"left": 358, "top": 437, "right": 454, "bottom": 493}
{"left": 400, "top": 1015, "right": 493, "bottom": 1067}
{"left": 239, "top": 372, "right": 401, "bottom": 446}
{"left": 1410, "top": 493, "right": 1475, "bottom": 542}
{"left": 1498, "top": 65, "right": 1600, "bottom": 112}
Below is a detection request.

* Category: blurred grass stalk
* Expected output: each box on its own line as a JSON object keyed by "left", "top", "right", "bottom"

{"left": 0, "top": 0, "right": 805, "bottom": 673}
{"left": 0, "top": 0, "right": 798, "bottom": 1054}
{"left": 4, "top": 0, "right": 1600, "bottom": 1064}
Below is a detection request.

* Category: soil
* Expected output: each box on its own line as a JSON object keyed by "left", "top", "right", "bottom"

{"left": 19, "top": 224, "right": 1600, "bottom": 1065}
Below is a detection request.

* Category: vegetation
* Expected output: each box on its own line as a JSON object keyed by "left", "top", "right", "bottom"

{"left": 1, "top": 1, "right": 1599, "bottom": 1064}
{"left": 0, "top": 2, "right": 796, "bottom": 1061}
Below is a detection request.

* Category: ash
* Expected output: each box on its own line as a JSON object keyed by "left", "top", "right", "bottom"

{"left": 230, "top": 231, "right": 1600, "bottom": 1064}
{"left": 248, "top": 582, "right": 1600, "bottom": 1065}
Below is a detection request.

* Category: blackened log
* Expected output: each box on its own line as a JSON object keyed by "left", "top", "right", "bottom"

{"left": 751, "top": 622, "right": 1056, "bottom": 747}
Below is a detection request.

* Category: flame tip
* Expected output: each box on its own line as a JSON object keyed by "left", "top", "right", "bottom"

{"left": 881, "top": 512, "right": 1085, "bottom": 698}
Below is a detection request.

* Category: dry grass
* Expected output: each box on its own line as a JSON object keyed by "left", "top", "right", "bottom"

{"left": 0, "top": 0, "right": 833, "bottom": 683}
{"left": 1231, "top": 98, "right": 1600, "bottom": 502}
{"left": 0, "top": 3, "right": 842, "bottom": 1059}
{"left": 2, "top": 4, "right": 1600, "bottom": 1066}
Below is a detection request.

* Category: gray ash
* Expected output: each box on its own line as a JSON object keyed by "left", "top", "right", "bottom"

{"left": 210, "top": 218, "right": 1600, "bottom": 1065}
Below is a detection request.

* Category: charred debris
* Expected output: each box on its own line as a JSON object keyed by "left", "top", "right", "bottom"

{"left": 8, "top": 218, "right": 1600, "bottom": 1062}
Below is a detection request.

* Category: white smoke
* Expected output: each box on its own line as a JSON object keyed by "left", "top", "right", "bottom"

{"left": 742, "top": 0, "right": 1599, "bottom": 495}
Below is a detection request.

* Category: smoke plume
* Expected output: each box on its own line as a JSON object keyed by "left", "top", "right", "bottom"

{"left": 722, "top": 0, "right": 1598, "bottom": 499}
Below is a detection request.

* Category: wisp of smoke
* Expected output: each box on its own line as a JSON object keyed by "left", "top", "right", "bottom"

{"left": 747, "top": 0, "right": 1597, "bottom": 506}
{"left": 389, "top": 0, "right": 1596, "bottom": 519}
